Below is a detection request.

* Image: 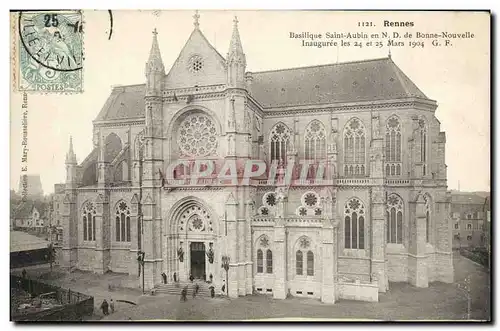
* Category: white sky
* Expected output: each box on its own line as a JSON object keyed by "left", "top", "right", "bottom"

{"left": 9, "top": 10, "right": 490, "bottom": 194}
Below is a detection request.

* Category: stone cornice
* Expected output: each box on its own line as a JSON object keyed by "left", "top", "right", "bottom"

{"left": 93, "top": 118, "right": 145, "bottom": 128}
{"left": 263, "top": 98, "right": 437, "bottom": 118}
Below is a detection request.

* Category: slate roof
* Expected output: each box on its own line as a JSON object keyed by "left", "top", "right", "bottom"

{"left": 451, "top": 192, "right": 489, "bottom": 205}
{"left": 10, "top": 231, "right": 49, "bottom": 252}
{"left": 94, "top": 57, "right": 429, "bottom": 121}
{"left": 251, "top": 57, "right": 428, "bottom": 108}
{"left": 94, "top": 84, "right": 146, "bottom": 122}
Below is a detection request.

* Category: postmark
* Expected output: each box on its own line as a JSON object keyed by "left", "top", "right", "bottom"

{"left": 17, "top": 10, "right": 84, "bottom": 93}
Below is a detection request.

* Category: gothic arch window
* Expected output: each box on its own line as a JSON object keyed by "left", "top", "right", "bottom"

{"left": 385, "top": 116, "right": 402, "bottom": 176}
{"left": 177, "top": 113, "right": 218, "bottom": 157}
{"left": 296, "top": 250, "right": 303, "bottom": 275}
{"left": 266, "top": 249, "right": 273, "bottom": 274}
{"left": 115, "top": 201, "right": 131, "bottom": 242}
{"left": 104, "top": 133, "right": 123, "bottom": 163}
{"left": 82, "top": 201, "right": 96, "bottom": 242}
{"left": 270, "top": 123, "right": 291, "bottom": 164}
{"left": 344, "top": 197, "right": 365, "bottom": 249}
{"left": 257, "top": 249, "right": 263, "bottom": 273}
{"left": 386, "top": 193, "right": 403, "bottom": 244}
{"left": 256, "top": 235, "right": 271, "bottom": 274}
{"left": 306, "top": 251, "right": 314, "bottom": 276}
{"left": 343, "top": 118, "right": 366, "bottom": 176}
{"left": 295, "top": 237, "right": 314, "bottom": 276}
{"left": 304, "top": 120, "right": 326, "bottom": 161}
{"left": 419, "top": 119, "right": 428, "bottom": 176}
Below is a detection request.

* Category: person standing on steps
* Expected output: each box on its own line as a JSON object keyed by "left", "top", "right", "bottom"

{"left": 173, "top": 272, "right": 177, "bottom": 283}
{"left": 110, "top": 299, "right": 115, "bottom": 314}
{"left": 100, "top": 299, "right": 109, "bottom": 315}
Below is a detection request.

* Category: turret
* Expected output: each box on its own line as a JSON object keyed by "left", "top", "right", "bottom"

{"left": 227, "top": 16, "right": 246, "bottom": 89}
{"left": 65, "top": 136, "right": 77, "bottom": 186}
{"left": 145, "top": 28, "right": 165, "bottom": 96}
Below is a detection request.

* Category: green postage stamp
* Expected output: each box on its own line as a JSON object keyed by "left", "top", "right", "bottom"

{"left": 16, "top": 10, "right": 84, "bottom": 93}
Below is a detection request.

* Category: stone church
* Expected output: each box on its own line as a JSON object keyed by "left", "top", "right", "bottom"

{"left": 61, "top": 13, "right": 453, "bottom": 303}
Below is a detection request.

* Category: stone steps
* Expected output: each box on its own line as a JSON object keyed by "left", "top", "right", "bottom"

{"left": 154, "top": 282, "right": 215, "bottom": 297}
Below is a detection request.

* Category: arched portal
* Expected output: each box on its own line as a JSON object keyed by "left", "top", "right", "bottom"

{"left": 165, "top": 197, "right": 218, "bottom": 283}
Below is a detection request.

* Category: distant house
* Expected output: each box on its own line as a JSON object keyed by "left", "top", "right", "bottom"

{"left": 451, "top": 192, "right": 490, "bottom": 249}
{"left": 12, "top": 201, "right": 48, "bottom": 229}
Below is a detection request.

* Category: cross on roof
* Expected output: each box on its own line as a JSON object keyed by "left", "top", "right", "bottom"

{"left": 152, "top": 28, "right": 158, "bottom": 36}
{"left": 193, "top": 10, "right": 200, "bottom": 28}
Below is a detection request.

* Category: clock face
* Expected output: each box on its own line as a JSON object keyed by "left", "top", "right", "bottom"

{"left": 188, "top": 55, "right": 204, "bottom": 73}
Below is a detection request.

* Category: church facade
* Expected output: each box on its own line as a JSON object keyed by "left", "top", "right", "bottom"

{"left": 61, "top": 14, "right": 454, "bottom": 303}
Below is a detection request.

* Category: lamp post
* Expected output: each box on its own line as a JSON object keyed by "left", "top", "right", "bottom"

{"left": 457, "top": 275, "right": 471, "bottom": 319}
{"left": 221, "top": 255, "right": 230, "bottom": 298}
{"left": 137, "top": 251, "right": 145, "bottom": 294}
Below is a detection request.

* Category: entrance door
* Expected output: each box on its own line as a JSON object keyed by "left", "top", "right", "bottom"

{"left": 190, "top": 242, "right": 206, "bottom": 280}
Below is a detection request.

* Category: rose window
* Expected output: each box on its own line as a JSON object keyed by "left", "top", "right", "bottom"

{"left": 263, "top": 192, "right": 277, "bottom": 207}
{"left": 298, "top": 207, "right": 307, "bottom": 216}
{"left": 177, "top": 113, "right": 217, "bottom": 157}
{"left": 188, "top": 55, "right": 204, "bottom": 73}
{"left": 301, "top": 191, "right": 320, "bottom": 209}
{"left": 178, "top": 205, "right": 212, "bottom": 233}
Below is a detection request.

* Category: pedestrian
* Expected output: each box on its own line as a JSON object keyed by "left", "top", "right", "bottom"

{"left": 110, "top": 299, "right": 115, "bottom": 314}
{"left": 221, "top": 280, "right": 226, "bottom": 294}
{"left": 173, "top": 272, "right": 177, "bottom": 283}
{"left": 100, "top": 299, "right": 109, "bottom": 315}
{"left": 193, "top": 283, "right": 199, "bottom": 298}
{"left": 21, "top": 269, "right": 27, "bottom": 279}
{"left": 189, "top": 274, "right": 194, "bottom": 282}
{"left": 164, "top": 272, "right": 168, "bottom": 284}
{"left": 210, "top": 286, "right": 215, "bottom": 298}
{"left": 181, "top": 286, "right": 188, "bottom": 302}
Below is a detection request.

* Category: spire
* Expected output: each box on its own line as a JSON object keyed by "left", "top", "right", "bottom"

{"left": 193, "top": 10, "right": 200, "bottom": 29}
{"left": 146, "top": 28, "right": 165, "bottom": 74}
{"left": 227, "top": 16, "right": 245, "bottom": 62}
{"left": 65, "top": 136, "right": 77, "bottom": 164}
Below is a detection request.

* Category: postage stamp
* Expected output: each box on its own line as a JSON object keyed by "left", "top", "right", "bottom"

{"left": 16, "top": 10, "right": 84, "bottom": 93}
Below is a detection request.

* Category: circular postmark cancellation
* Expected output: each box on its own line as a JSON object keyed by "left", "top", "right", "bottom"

{"left": 19, "top": 11, "right": 83, "bottom": 71}
{"left": 17, "top": 11, "right": 84, "bottom": 92}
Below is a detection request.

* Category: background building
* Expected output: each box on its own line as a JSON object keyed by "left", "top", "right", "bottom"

{"left": 451, "top": 191, "right": 490, "bottom": 249}
{"left": 17, "top": 174, "right": 44, "bottom": 199}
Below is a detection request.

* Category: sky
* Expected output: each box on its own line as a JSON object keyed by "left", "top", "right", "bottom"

{"left": 9, "top": 10, "right": 490, "bottom": 194}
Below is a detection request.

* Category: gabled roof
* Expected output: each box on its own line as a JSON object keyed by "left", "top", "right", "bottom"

{"left": 251, "top": 57, "right": 429, "bottom": 108}
{"left": 94, "top": 57, "right": 430, "bottom": 121}
{"left": 451, "top": 192, "right": 489, "bottom": 205}
{"left": 94, "top": 84, "right": 146, "bottom": 122}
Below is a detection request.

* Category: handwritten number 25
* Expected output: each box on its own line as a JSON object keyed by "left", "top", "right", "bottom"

{"left": 44, "top": 14, "right": 58, "bottom": 27}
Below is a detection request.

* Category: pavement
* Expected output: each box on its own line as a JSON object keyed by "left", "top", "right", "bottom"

{"left": 12, "top": 251, "right": 491, "bottom": 321}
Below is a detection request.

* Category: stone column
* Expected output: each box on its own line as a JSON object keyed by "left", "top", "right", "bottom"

{"left": 272, "top": 218, "right": 287, "bottom": 299}
{"left": 225, "top": 192, "right": 239, "bottom": 298}
{"left": 61, "top": 192, "right": 78, "bottom": 269}
{"left": 371, "top": 186, "right": 388, "bottom": 292}
{"left": 94, "top": 193, "right": 110, "bottom": 274}
{"left": 141, "top": 193, "right": 155, "bottom": 290}
{"left": 245, "top": 200, "right": 254, "bottom": 295}
{"left": 129, "top": 194, "right": 139, "bottom": 276}
{"left": 321, "top": 219, "right": 337, "bottom": 304}
{"left": 408, "top": 194, "right": 429, "bottom": 288}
